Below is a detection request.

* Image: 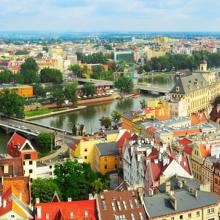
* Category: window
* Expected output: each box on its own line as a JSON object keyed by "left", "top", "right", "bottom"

{"left": 10, "top": 215, "right": 15, "bottom": 218}
{"left": 196, "top": 211, "right": 200, "bottom": 217}
{"left": 139, "top": 212, "right": 144, "bottom": 220}
{"left": 122, "top": 201, "right": 127, "bottom": 210}
{"left": 176, "top": 86, "right": 180, "bottom": 92}
{"left": 84, "top": 148, "right": 87, "bottom": 152}
{"left": 117, "top": 201, "right": 121, "bottom": 210}
{"left": 188, "top": 213, "right": 192, "bottom": 218}
{"left": 70, "top": 212, "right": 74, "bottom": 218}
{"left": 105, "top": 165, "right": 107, "bottom": 169}
{"left": 171, "top": 217, "right": 175, "bottom": 220}
{"left": 180, "top": 215, "right": 183, "bottom": 219}
{"left": 84, "top": 210, "right": 88, "bottom": 217}
{"left": 29, "top": 169, "right": 33, "bottom": 173}
{"left": 23, "top": 161, "right": 26, "bottom": 165}
{"left": 131, "top": 213, "right": 135, "bottom": 220}
{"left": 115, "top": 164, "right": 118, "bottom": 169}
{"left": 129, "top": 200, "right": 133, "bottom": 209}
{"left": 24, "top": 154, "right": 31, "bottom": 159}
{"left": 111, "top": 202, "right": 116, "bottom": 211}
{"left": 84, "top": 156, "right": 87, "bottom": 159}
{"left": 29, "top": 161, "right": 33, "bottom": 165}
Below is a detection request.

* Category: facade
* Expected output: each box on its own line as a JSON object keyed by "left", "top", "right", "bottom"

{"left": 94, "top": 142, "right": 119, "bottom": 174}
{"left": 169, "top": 62, "right": 220, "bottom": 117}
{"left": 96, "top": 190, "right": 146, "bottom": 220}
{"left": 7, "top": 133, "right": 38, "bottom": 180}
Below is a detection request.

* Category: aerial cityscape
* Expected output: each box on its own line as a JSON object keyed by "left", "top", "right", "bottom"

{"left": 1, "top": 0, "right": 220, "bottom": 220}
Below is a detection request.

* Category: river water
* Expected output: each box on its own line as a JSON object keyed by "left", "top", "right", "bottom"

{"left": 33, "top": 77, "right": 175, "bottom": 133}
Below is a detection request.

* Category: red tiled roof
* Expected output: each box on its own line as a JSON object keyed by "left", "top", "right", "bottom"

{"left": 151, "top": 161, "right": 163, "bottom": 181}
{"left": 35, "top": 200, "right": 97, "bottom": 220}
{"left": 184, "top": 146, "right": 193, "bottom": 155}
{"left": 179, "top": 138, "right": 192, "bottom": 146}
{"left": 7, "top": 133, "right": 27, "bottom": 158}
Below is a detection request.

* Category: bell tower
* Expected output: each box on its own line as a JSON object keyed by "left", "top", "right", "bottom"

{"left": 199, "top": 59, "right": 207, "bottom": 72}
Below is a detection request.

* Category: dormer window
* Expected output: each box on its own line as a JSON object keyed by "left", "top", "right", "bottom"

{"left": 176, "top": 86, "right": 180, "bottom": 92}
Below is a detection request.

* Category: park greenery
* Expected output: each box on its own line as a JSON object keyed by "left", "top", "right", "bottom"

{"left": 64, "top": 82, "right": 78, "bottom": 105}
{"left": 0, "top": 89, "right": 24, "bottom": 118}
{"left": 40, "top": 68, "right": 63, "bottom": 84}
{"left": 81, "top": 52, "right": 108, "bottom": 64}
{"left": 15, "top": 50, "right": 29, "bottom": 55}
{"left": 31, "top": 160, "right": 109, "bottom": 203}
{"left": 111, "top": 110, "right": 122, "bottom": 128}
{"left": 142, "top": 51, "right": 220, "bottom": 72}
{"left": 114, "top": 74, "right": 134, "bottom": 93}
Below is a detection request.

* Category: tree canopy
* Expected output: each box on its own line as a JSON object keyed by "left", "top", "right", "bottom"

{"left": 83, "top": 83, "right": 96, "bottom": 96}
{"left": 0, "top": 69, "right": 13, "bottom": 84}
{"left": 40, "top": 68, "right": 63, "bottom": 84}
{"left": 54, "top": 160, "right": 109, "bottom": 200}
{"left": 20, "top": 58, "right": 38, "bottom": 84}
{"left": 0, "top": 89, "right": 24, "bottom": 118}
{"left": 81, "top": 52, "right": 108, "bottom": 64}
{"left": 114, "top": 74, "right": 134, "bottom": 93}
{"left": 99, "top": 116, "right": 112, "bottom": 129}
{"left": 64, "top": 82, "right": 78, "bottom": 105}
{"left": 36, "top": 132, "right": 54, "bottom": 153}
{"left": 31, "top": 178, "right": 61, "bottom": 203}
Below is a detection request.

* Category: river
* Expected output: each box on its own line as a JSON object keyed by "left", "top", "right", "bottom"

{"left": 32, "top": 77, "right": 175, "bottom": 133}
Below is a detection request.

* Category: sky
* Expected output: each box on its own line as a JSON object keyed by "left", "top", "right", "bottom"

{"left": 0, "top": 0, "right": 220, "bottom": 32}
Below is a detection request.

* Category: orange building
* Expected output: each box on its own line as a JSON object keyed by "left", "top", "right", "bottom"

{"left": 0, "top": 84, "right": 33, "bottom": 97}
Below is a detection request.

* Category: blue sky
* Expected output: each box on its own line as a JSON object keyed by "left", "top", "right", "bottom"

{"left": 0, "top": 0, "right": 219, "bottom": 31}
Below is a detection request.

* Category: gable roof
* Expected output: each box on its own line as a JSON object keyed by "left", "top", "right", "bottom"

{"left": 170, "top": 73, "right": 209, "bottom": 94}
{"left": 35, "top": 200, "right": 97, "bottom": 220}
{"left": 96, "top": 142, "right": 119, "bottom": 156}
{"left": 144, "top": 189, "right": 218, "bottom": 218}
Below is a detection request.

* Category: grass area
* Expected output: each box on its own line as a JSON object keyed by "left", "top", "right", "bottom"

{"left": 25, "top": 108, "right": 54, "bottom": 117}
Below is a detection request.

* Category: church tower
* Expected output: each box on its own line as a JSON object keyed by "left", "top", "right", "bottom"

{"left": 199, "top": 59, "right": 208, "bottom": 72}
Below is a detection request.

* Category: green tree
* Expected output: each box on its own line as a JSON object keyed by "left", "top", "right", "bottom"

{"left": 20, "top": 58, "right": 38, "bottom": 84}
{"left": 68, "top": 64, "right": 82, "bottom": 78}
{"left": 64, "top": 82, "right": 78, "bottom": 106}
{"left": 40, "top": 68, "right": 63, "bottom": 84}
{"left": 0, "top": 89, "right": 24, "bottom": 118}
{"left": 31, "top": 178, "right": 61, "bottom": 204}
{"left": 36, "top": 132, "right": 54, "bottom": 153}
{"left": 140, "top": 99, "right": 146, "bottom": 109}
{"left": 51, "top": 85, "right": 64, "bottom": 106}
{"left": 54, "top": 160, "right": 109, "bottom": 200}
{"left": 33, "top": 83, "right": 46, "bottom": 97}
{"left": 0, "top": 69, "right": 13, "bottom": 83}
{"left": 111, "top": 110, "right": 122, "bottom": 127}
{"left": 91, "top": 65, "right": 105, "bottom": 79}
{"left": 15, "top": 50, "right": 29, "bottom": 55}
{"left": 114, "top": 74, "right": 134, "bottom": 93}
{"left": 99, "top": 116, "right": 112, "bottom": 129}
{"left": 81, "top": 52, "right": 108, "bottom": 64}
{"left": 84, "top": 83, "right": 96, "bottom": 96}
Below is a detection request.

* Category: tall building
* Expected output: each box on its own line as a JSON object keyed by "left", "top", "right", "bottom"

{"left": 169, "top": 61, "right": 220, "bottom": 117}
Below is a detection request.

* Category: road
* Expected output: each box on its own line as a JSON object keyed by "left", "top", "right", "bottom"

{"left": 0, "top": 117, "right": 80, "bottom": 146}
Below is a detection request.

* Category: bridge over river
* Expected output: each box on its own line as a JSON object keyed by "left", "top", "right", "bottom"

{"left": 0, "top": 117, "right": 79, "bottom": 146}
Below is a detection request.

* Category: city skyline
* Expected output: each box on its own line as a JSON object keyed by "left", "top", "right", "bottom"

{"left": 1, "top": 0, "right": 220, "bottom": 32}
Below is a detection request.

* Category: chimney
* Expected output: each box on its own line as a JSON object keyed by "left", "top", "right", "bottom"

{"left": 168, "top": 191, "right": 177, "bottom": 210}
{"left": 165, "top": 181, "right": 171, "bottom": 193}
{"left": 68, "top": 197, "right": 72, "bottom": 202}
{"left": 37, "top": 206, "right": 42, "bottom": 218}
{"left": 36, "top": 198, "right": 40, "bottom": 204}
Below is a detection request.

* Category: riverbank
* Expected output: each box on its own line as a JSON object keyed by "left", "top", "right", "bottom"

{"left": 26, "top": 106, "right": 86, "bottom": 120}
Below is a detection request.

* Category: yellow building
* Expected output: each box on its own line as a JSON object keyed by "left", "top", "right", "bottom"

{"left": 169, "top": 61, "right": 220, "bottom": 117}
{"left": 73, "top": 133, "right": 118, "bottom": 170}
{"left": 0, "top": 84, "right": 33, "bottom": 97}
{"left": 93, "top": 141, "right": 119, "bottom": 174}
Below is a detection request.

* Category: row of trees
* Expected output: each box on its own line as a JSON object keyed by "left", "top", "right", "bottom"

{"left": 80, "top": 52, "right": 108, "bottom": 64}
{"left": 68, "top": 63, "right": 115, "bottom": 81}
{"left": 141, "top": 51, "right": 220, "bottom": 73}
{"left": 31, "top": 160, "right": 109, "bottom": 203}
{"left": 0, "top": 58, "right": 63, "bottom": 85}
